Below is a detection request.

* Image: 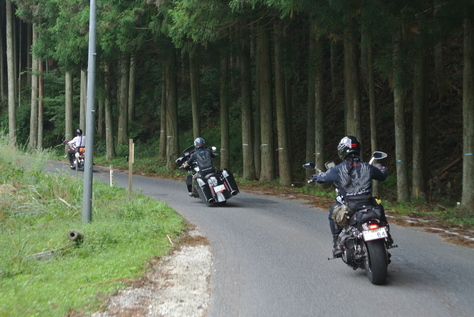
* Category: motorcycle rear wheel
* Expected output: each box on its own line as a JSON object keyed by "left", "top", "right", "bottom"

{"left": 364, "top": 240, "right": 388, "bottom": 285}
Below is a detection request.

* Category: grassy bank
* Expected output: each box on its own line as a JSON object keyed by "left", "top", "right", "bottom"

{"left": 0, "top": 144, "right": 186, "bottom": 316}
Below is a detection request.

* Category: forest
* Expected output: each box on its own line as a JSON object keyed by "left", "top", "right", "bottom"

{"left": 0, "top": 0, "right": 473, "bottom": 210}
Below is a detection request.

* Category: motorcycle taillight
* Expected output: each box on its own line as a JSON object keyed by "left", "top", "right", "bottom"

{"left": 368, "top": 223, "right": 379, "bottom": 230}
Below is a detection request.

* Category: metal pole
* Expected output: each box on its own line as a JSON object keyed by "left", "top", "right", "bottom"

{"left": 82, "top": 0, "right": 97, "bottom": 223}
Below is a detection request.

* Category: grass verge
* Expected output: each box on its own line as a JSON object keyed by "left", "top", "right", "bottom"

{"left": 0, "top": 144, "right": 186, "bottom": 316}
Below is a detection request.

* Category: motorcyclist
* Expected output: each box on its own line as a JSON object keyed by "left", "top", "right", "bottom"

{"left": 182, "top": 137, "right": 217, "bottom": 197}
{"left": 310, "top": 136, "right": 393, "bottom": 257}
{"left": 63, "top": 129, "right": 85, "bottom": 168}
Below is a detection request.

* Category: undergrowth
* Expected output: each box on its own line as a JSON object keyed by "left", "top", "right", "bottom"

{"left": 0, "top": 141, "right": 186, "bottom": 316}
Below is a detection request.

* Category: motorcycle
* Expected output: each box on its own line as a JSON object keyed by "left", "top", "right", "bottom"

{"left": 175, "top": 145, "right": 239, "bottom": 206}
{"left": 304, "top": 151, "right": 397, "bottom": 285}
{"left": 63, "top": 141, "right": 85, "bottom": 171}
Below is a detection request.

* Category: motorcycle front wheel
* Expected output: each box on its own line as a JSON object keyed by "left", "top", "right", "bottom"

{"left": 364, "top": 240, "right": 388, "bottom": 285}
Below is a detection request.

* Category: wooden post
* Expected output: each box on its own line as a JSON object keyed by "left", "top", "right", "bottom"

{"left": 129, "top": 139, "right": 134, "bottom": 195}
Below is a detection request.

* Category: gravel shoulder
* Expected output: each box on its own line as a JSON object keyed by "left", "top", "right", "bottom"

{"left": 92, "top": 228, "right": 212, "bottom": 317}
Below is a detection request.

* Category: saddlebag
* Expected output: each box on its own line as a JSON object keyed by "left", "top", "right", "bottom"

{"left": 221, "top": 169, "right": 239, "bottom": 195}
{"left": 196, "top": 178, "right": 214, "bottom": 202}
{"left": 331, "top": 204, "right": 350, "bottom": 227}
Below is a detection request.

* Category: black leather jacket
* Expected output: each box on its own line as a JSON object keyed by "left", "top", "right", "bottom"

{"left": 312, "top": 157, "right": 387, "bottom": 200}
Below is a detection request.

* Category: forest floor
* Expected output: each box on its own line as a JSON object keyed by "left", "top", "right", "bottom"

{"left": 89, "top": 174, "right": 474, "bottom": 317}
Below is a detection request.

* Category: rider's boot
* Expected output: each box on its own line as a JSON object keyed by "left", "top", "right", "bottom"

{"left": 332, "top": 234, "right": 343, "bottom": 258}
{"left": 386, "top": 224, "right": 394, "bottom": 248}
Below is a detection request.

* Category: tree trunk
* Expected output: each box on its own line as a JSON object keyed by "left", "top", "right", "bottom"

{"left": 37, "top": 59, "right": 44, "bottom": 149}
{"left": 368, "top": 43, "right": 379, "bottom": 196}
{"left": 393, "top": 33, "right": 410, "bottom": 202}
{"left": 274, "top": 21, "right": 291, "bottom": 186}
{"left": 344, "top": 29, "right": 361, "bottom": 138}
{"left": 65, "top": 72, "right": 73, "bottom": 152}
{"left": 434, "top": 0, "right": 447, "bottom": 102}
{"left": 313, "top": 21, "right": 325, "bottom": 171}
{"left": 128, "top": 56, "right": 136, "bottom": 124}
{"left": 306, "top": 22, "right": 316, "bottom": 180}
{"left": 28, "top": 24, "right": 38, "bottom": 152}
{"left": 104, "top": 65, "right": 116, "bottom": 161}
{"left": 257, "top": 23, "right": 274, "bottom": 181}
{"left": 118, "top": 57, "right": 129, "bottom": 145}
{"left": 6, "top": 0, "right": 17, "bottom": 147}
{"left": 166, "top": 48, "right": 179, "bottom": 171}
{"left": 461, "top": 18, "right": 474, "bottom": 210}
{"left": 159, "top": 59, "right": 167, "bottom": 159}
{"left": 220, "top": 50, "right": 230, "bottom": 169}
{"left": 412, "top": 46, "right": 428, "bottom": 201}
{"left": 189, "top": 49, "right": 201, "bottom": 138}
{"left": 80, "top": 69, "right": 87, "bottom": 131}
{"left": 0, "top": 16, "right": 5, "bottom": 103}
{"left": 330, "top": 41, "right": 340, "bottom": 101}
{"left": 240, "top": 29, "right": 256, "bottom": 180}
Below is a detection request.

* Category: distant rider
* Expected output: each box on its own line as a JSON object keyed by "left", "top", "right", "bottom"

{"left": 182, "top": 137, "right": 216, "bottom": 197}
{"left": 64, "top": 128, "right": 85, "bottom": 168}
{"left": 310, "top": 136, "right": 393, "bottom": 257}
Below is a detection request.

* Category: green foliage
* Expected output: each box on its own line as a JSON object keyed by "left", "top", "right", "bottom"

{"left": 0, "top": 138, "right": 185, "bottom": 315}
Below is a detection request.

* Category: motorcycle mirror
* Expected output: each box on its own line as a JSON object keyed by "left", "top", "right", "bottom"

{"left": 302, "top": 162, "right": 316, "bottom": 170}
{"left": 324, "top": 161, "right": 336, "bottom": 170}
{"left": 369, "top": 151, "right": 388, "bottom": 164}
{"left": 211, "top": 146, "right": 217, "bottom": 152}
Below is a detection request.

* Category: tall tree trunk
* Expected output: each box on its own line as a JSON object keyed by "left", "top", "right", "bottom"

{"left": 166, "top": 48, "right": 179, "bottom": 171}
{"left": 412, "top": 47, "right": 428, "bottom": 201}
{"left": 330, "top": 41, "right": 341, "bottom": 101}
{"left": 240, "top": 29, "right": 256, "bottom": 180}
{"left": 344, "top": 28, "right": 361, "bottom": 138}
{"left": 97, "top": 91, "right": 104, "bottom": 139}
{"left": 118, "top": 57, "right": 129, "bottom": 145}
{"left": 104, "top": 65, "right": 116, "bottom": 161}
{"left": 0, "top": 16, "right": 5, "bottom": 103}
{"left": 159, "top": 59, "right": 167, "bottom": 159}
{"left": 28, "top": 24, "right": 38, "bottom": 152}
{"left": 306, "top": 22, "right": 316, "bottom": 180}
{"left": 6, "top": 0, "right": 17, "bottom": 147}
{"left": 220, "top": 50, "right": 230, "bottom": 169}
{"left": 128, "top": 56, "right": 136, "bottom": 124}
{"left": 65, "top": 72, "right": 73, "bottom": 152}
{"left": 313, "top": 21, "right": 325, "bottom": 171}
{"left": 189, "top": 49, "right": 201, "bottom": 138}
{"left": 393, "top": 33, "right": 410, "bottom": 202}
{"left": 37, "top": 59, "right": 44, "bottom": 149}
{"left": 434, "top": 0, "right": 447, "bottom": 102}
{"left": 368, "top": 43, "right": 379, "bottom": 196}
{"left": 257, "top": 23, "right": 274, "bottom": 181}
{"left": 274, "top": 21, "right": 291, "bottom": 186}
{"left": 461, "top": 18, "right": 474, "bottom": 210}
{"left": 80, "top": 69, "right": 87, "bottom": 130}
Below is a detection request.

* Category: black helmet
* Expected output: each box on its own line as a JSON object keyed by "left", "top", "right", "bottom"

{"left": 194, "top": 137, "right": 205, "bottom": 149}
{"left": 337, "top": 136, "right": 361, "bottom": 160}
{"left": 75, "top": 128, "right": 83, "bottom": 136}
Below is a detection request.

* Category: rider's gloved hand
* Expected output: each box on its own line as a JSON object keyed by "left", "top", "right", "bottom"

{"left": 374, "top": 163, "right": 386, "bottom": 173}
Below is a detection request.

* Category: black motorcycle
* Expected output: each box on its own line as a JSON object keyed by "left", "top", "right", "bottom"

{"left": 175, "top": 145, "right": 239, "bottom": 206}
{"left": 304, "top": 151, "right": 396, "bottom": 285}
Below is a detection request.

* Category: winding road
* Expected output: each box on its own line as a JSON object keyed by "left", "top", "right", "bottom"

{"left": 48, "top": 162, "right": 474, "bottom": 317}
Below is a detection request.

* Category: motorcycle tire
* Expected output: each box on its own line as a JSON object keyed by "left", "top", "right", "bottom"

{"left": 364, "top": 240, "right": 388, "bottom": 285}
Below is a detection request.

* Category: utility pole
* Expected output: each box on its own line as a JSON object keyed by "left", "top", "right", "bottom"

{"left": 82, "top": 0, "right": 97, "bottom": 223}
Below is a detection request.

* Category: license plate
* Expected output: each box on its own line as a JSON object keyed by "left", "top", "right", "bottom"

{"left": 214, "top": 184, "right": 226, "bottom": 192}
{"left": 362, "top": 227, "right": 388, "bottom": 241}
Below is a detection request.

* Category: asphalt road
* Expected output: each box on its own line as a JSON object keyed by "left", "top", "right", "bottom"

{"left": 48, "top": 161, "right": 474, "bottom": 317}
